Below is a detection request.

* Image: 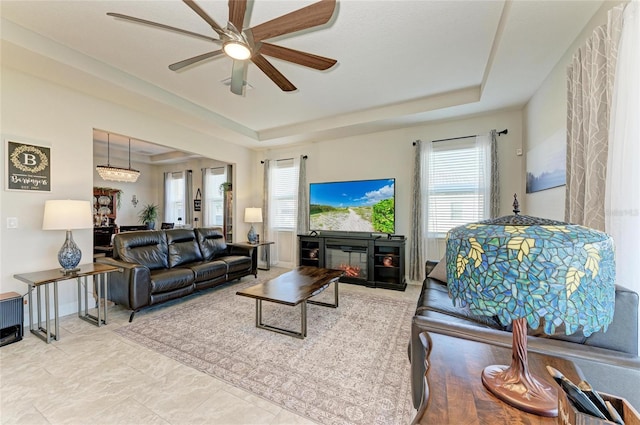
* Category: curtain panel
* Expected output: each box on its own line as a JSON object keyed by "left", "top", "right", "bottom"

{"left": 605, "top": 1, "right": 640, "bottom": 352}
{"left": 409, "top": 141, "right": 426, "bottom": 281}
{"left": 185, "top": 170, "right": 193, "bottom": 226}
{"left": 296, "top": 155, "right": 309, "bottom": 236}
{"left": 262, "top": 160, "right": 274, "bottom": 265}
{"left": 489, "top": 129, "right": 500, "bottom": 218}
{"left": 566, "top": 6, "right": 623, "bottom": 230}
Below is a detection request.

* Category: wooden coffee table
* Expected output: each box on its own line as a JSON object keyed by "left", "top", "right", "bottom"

{"left": 236, "top": 266, "right": 343, "bottom": 339}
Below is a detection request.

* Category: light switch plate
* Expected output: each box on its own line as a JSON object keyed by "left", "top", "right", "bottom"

{"left": 7, "top": 217, "right": 18, "bottom": 228}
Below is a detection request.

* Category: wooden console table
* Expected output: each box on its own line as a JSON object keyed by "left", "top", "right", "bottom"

{"left": 412, "top": 332, "right": 584, "bottom": 424}
{"left": 14, "top": 263, "right": 119, "bottom": 343}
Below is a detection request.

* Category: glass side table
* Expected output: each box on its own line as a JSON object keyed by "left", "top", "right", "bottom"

{"left": 14, "top": 263, "right": 120, "bottom": 343}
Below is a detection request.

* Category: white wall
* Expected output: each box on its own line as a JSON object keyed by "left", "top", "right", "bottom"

{"left": 0, "top": 67, "right": 254, "bottom": 319}
{"left": 524, "top": 3, "right": 613, "bottom": 219}
{"left": 256, "top": 108, "right": 524, "bottom": 268}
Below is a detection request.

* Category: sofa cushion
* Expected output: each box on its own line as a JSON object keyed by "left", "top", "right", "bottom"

{"left": 182, "top": 260, "right": 228, "bottom": 283}
{"left": 427, "top": 258, "right": 447, "bottom": 282}
{"left": 166, "top": 229, "right": 204, "bottom": 268}
{"left": 149, "top": 268, "right": 194, "bottom": 294}
{"left": 196, "top": 227, "right": 228, "bottom": 261}
{"left": 114, "top": 231, "right": 169, "bottom": 270}
{"left": 221, "top": 255, "right": 252, "bottom": 274}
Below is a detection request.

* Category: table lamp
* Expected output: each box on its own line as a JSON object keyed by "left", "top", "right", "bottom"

{"left": 445, "top": 195, "right": 615, "bottom": 417}
{"left": 244, "top": 207, "right": 262, "bottom": 244}
{"left": 43, "top": 200, "right": 94, "bottom": 273}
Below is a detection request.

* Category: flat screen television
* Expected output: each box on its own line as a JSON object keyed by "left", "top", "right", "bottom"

{"left": 309, "top": 178, "right": 395, "bottom": 233}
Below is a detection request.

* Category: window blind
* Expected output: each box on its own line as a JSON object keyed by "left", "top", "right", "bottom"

{"left": 427, "top": 141, "right": 487, "bottom": 234}
{"left": 271, "top": 159, "right": 299, "bottom": 229}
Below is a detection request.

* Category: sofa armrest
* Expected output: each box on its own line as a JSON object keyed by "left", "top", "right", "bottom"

{"left": 96, "top": 257, "right": 151, "bottom": 310}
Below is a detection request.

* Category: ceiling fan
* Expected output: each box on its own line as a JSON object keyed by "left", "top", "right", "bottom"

{"left": 108, "top": 0, "right": 338, "bottom": 95}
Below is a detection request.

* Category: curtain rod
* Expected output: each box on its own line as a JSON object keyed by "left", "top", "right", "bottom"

{"left": 412, "top": 128, "right": 508, "bottom": 145}
{"left": 261, "top": 155, "right": 307, "bottom": 164}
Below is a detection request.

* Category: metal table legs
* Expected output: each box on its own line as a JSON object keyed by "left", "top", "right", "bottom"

{"left": 77, "top": 273, "right": 108, "bottom": 327}
{"left": 27, "top": 272, "right": 110, "bottom": 343}
{"left": 28, "top": 282, "right": 59, "bottom": 343}
{"left": 253, "top": 280, "right": 339, "bottom": 339}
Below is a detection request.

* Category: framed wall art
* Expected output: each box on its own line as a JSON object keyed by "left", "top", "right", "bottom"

{"left": 5, "top": 139, "right": 51, "bottom": 192}
{"left": 526, "top": 129, "right": 566, "bottom": 194}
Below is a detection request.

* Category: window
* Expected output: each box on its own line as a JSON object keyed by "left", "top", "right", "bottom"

{"left": 424, "top": 138, "right": 490, "bottom": 236}
{"left": 164, "top": 171, "right": 185, "bottom": 224}
{"left": 269, "top": 159, "right": 299, "bottom": 230}
{"left": 203, "top": 167, "right": 227, "bottom": 226}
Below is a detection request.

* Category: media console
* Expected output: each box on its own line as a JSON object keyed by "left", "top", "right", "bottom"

{"left": 298, "top": 232, "right": 406, "bottom": 291}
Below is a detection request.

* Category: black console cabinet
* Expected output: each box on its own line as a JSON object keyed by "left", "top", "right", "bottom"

{"left": 298, "top": 233, "right": 406, "bottom": 291}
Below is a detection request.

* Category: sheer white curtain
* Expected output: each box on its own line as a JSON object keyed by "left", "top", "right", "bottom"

{"left": 475, "top": 133, "right": 492, "bottom": 219}
{"left": 164, "top": 171, "right": 183, "bottom": 224}
{"left": 163, "top": 170, "right": 192, "bottom": 226}
{"left": 605, "top": 1, "right": 640, "bottom": 351}
{"left": 202, "top": 167, "right": 227, "bottom": 227}
{"left": 265, "top": 158, "right": 300, "bottom": 268}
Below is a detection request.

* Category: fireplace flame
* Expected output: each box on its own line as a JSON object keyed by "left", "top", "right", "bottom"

{"left": 338, "top": 264, "right": 361, "bottom": 277}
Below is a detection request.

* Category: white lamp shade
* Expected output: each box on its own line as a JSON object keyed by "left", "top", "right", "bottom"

{"left": 43, "top": 200, "right": 94, "bottom": 230}
{"left": 244, "top": 207, "right": 263, "bottom": 223}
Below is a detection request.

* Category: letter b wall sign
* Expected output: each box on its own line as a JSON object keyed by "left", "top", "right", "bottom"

{"left": 6, "top": 140, "right": 51, "bottom": 192}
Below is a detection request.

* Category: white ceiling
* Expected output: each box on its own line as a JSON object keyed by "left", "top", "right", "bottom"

{"left": 1, "top": 0, "right": 604, "bottom": 153}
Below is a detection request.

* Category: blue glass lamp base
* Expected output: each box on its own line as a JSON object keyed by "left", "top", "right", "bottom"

{"left": 247, "top": 225, "right": 257, "bottom": 244}
{"left": 58, "top": 230, "right": 82, "bottom": 273}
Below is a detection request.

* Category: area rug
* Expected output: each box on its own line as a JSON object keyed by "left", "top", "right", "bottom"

{"left": 115, "top": 276, "right": 416, "bottom": 425}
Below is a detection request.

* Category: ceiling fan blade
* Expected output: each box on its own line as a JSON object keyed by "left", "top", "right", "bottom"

{"left": 107, "top": 12, "right": 220, "bottom": 43}
{"left": 230, "top": 60, "right": 248, "bottom": 95}
{"left": 259, "top": 43, "right": 336, "bottom": 70}
{"left": 169, "top": 50, "right": 224, "bottom": 71}
{"left": 228, "top": 0, "right": 248, "bottom": 32}
{"left": 251, "top": 54, "right": 296, "bottom": 92}
{"left": 183, "top": 0, "right": 225, "bottom": 36}
{"left": 251, "top": 0, "right": 336, "bottom": 42}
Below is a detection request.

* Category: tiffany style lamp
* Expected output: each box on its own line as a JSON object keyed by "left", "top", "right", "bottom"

{"left": 445, "top": 196, "right": 616, "bottom": 417}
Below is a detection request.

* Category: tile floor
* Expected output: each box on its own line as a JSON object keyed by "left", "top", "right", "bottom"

{"left": 0, "top": 267, "right": 421, "bottom": 425}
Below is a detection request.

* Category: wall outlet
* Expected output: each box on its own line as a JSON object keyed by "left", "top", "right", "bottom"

{"left": 7, "top": 217, "right": 18, "bottom": 228}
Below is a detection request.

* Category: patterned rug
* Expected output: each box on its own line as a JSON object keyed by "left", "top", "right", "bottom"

{"left": 115, "top": 275, "right": 416, "bottom": 425}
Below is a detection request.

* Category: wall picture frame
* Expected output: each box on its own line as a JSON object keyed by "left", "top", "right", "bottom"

{"left": 526, "top": 129, "right": 566, "bottom": 194}
{"left": 5, "top": 139, "right": 51, "bottom": 192}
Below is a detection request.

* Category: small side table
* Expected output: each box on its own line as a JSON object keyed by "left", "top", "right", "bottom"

{"left": 14, "top": 263, "right": 119, "bottom": 343}
{"left": 412, "top": 332, "right": 584, "bottom": 424}
{"left": 241, "top": 241, "right": 275, "bottom": 271}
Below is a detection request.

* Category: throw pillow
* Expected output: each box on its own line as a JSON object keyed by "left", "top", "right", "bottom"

{"left": 427, "top": 258, "right": 447, "bottom": 282}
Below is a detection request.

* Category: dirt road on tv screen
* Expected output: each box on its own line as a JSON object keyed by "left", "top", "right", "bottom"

{"left": 310, "top": 208, "right": 374, "bottom": 232}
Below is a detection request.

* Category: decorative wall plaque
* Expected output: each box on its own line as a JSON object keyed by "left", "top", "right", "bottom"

{"left": 6, "top": 140, "right": 51, "bottom": 192}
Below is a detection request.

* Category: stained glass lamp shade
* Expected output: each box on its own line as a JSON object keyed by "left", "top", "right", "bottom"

{"left": 445, "top": 204, "right": 615, "bottom": 417}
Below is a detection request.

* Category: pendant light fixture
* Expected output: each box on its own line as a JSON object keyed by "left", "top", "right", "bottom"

{"left": 96, "top": 134, "right": 140, "bottom": 183}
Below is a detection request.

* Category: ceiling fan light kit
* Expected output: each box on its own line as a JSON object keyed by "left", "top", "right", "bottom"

{"left": 108, "top": 0, "right": 338, "bottom": 95}
{"left": 223, "top": 41, "right": 251, "bottom": 60}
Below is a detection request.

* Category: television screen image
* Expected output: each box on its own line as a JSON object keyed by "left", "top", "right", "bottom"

{"left": 309, "top": 178, "right": 395, "bottom": 233}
